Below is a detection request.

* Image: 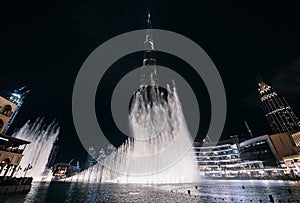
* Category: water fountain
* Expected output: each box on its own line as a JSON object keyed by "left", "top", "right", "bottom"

{"left": 67, "top": 12, "right": 199, "bottom": 184}
{"left": 13, "top": 118, "right": 59, "bottom": 181}
{"left": 101, "top": 84, "right": 198, "bottom": 184}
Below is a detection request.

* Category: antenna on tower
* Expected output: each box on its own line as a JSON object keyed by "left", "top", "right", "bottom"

{"left": 256, "top": 74, "right": 263, "bottom": 83}
{"left": 147, "top": 9, "right": 152, "bottom": 29}
{"left": 244, "top": 121, "right": 253, "bottom": 138}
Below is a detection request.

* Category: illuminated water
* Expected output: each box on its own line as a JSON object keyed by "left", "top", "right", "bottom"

{"left": 1, "top": 180, "right": 300, "bottom": 202}
{"left": 69, "top": 84, "right": 198, "bottom": 183}
{"left": 13, "top": 118, "right": 59, "bottom": 181}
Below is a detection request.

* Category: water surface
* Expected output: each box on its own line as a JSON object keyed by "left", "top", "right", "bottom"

{"left": 1, "top": 180, "right": 300, "bottom": 202}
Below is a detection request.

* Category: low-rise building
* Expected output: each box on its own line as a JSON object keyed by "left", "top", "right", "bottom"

{"left": 239, "top": 135, "right": 278, "bottom": 167}
{"left": 0, "top": 133, "right": 32, "bottom": 193}
{"left": 193, "top": 138, "right": 264, "bottom": 177}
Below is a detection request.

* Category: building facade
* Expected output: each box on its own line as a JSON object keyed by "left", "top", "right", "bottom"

{"left": 0, "top": 133, "right": 30, "bottom": 177}
{"left": 257, "top": 77, "right": 300, "bottom": 133}
{"left": 239, "top": 135, "right": 278, "bottom": 167}
{"left": 0, "top": 87, "right": 29, "bottom": 134}
{"left": 85, "top": 146, "right": 97, "bottom": 169}
{"left": 238, "top": 131, "right": 300, "bottom": 177}
{"left": 194, "top": 138, "right": 264, "bottom": 177}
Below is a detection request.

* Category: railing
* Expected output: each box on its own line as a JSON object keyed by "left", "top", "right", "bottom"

{"left": 0, "top": 177, "right": 32, "bottom": 186}
{"left": 0, "top": 146, "right": 23, "bottom": 154}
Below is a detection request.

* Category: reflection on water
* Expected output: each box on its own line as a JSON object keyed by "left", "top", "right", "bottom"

{"left": 0, "top": 180, "right": 300, "bottom": 202}
{"left": 170, "top": 180, "right": 300, "bottom": 202}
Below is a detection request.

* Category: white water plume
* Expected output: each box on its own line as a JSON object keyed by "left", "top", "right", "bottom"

{"left": 67, "top": 84, "right": 198, "bottom": 184}
{"left": 13, "top": 118, "right": 59, "bottom": 181}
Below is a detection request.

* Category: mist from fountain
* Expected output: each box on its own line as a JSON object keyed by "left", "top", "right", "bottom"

{"left": 104, "top": 84, "right": 198, "bottom": 183}
{"left": 67, "top": 164, "right": 104, "bottom": 183}
{"left": 13, "top": 118, "right": 59, "bottom": 181}
{"left": 67, "top": 83, "right": 199, "bottom": 184}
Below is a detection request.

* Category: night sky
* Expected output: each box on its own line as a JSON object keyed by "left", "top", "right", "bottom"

{"left": 1, "top": 1, "right": 300, "bottom": 167}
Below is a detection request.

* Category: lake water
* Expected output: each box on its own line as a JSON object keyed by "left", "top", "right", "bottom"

{"left": 1, "top": 180, "right": 300, "bottom": 202}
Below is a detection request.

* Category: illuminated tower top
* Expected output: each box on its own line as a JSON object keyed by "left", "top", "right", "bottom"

{"left": 0, "top": 86, "right": 30, "bottom": 134}
{"left": 140, "top": 10, "right": 158, "bottom": 87}
{"left": 257, "top": 76, "right": 300, "bottom": 133}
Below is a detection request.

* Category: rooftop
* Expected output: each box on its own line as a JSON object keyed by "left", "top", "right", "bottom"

{"left": 0, "top": 133, "right": 30, "bottom": 146}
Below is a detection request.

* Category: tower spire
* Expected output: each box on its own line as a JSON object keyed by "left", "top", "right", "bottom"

{"left": 140, "top": 10, "right": 158, "bottom": 86}
{"left": 256, "top": 74, "right": 263, "bottom": 83}
{"left": 244, "top": 121, "right": 253, "bottom": 138}
{"left": 147, "top": 9, "right": 152, "bottom": 29}
{"left": 144, "top": 10, "right": 154, "bottom": 51}
{"left": 257, "top": 75, "right": 269, "bottom": 94}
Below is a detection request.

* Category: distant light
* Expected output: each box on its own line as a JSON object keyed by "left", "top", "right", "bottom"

{"left": 0, "top": 137, "right": 9, "bottom": 142}
{"left": 12, "top": 93, "right": 21, "bottom": 98}
{"left": 129, "top": 192, "right": 140, "bottom": 195}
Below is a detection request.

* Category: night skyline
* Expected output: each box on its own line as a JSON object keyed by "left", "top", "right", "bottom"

{"left": 1, "top": 1, "right": 300, "bottom": 166}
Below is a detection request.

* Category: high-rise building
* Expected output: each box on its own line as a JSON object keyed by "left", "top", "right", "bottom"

{"left": 257, "top": 76, "right": 300, "bottom": 133}
{"left": 0, "top": 86, "right": 30, "bottom": 134}
{"left": 85, "top": 146, "right": 96, "bottom": 169}
{"left": 96, "top": 148, "right": 106, "bottom": 164}
{"left": 106, "top": 144, "right": 116, "bottom": 155}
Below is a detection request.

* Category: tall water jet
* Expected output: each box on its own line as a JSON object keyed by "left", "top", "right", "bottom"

{"left": 13, "top": 118, "right": 59, "bottom": 181}
{"left": 102, "top": 84, "right": 199, "bottom": 183}
{"left": 67, "top": 11, "right": 199, "bottom": 184}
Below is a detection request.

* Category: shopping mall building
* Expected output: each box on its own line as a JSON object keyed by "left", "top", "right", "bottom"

{"left": 193, "top": 131, "right": 300, "bottom": 178}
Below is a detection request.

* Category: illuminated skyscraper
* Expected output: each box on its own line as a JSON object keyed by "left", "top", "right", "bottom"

{"left": 85, "top": 146, "right": 96, "bottom": 168}
{"left": 0, "top": 86, "right": 29, "bottom": 134}
{"left": 129, "top": 10, "right": 167, "bottom": 112}
{"left": 96, "top": 148, "right": 106, "bottom": 164}
{"left": 257, "top": 76, "right": 300, "bottom": 133}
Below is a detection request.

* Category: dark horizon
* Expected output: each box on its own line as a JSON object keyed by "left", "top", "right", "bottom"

{"left": 1, "top": 1, "right": 300, "bottom": 167}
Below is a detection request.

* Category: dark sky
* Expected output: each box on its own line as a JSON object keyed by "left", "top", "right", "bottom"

{"left": 1, "top": 1, "right": 300, "bottom": 167}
